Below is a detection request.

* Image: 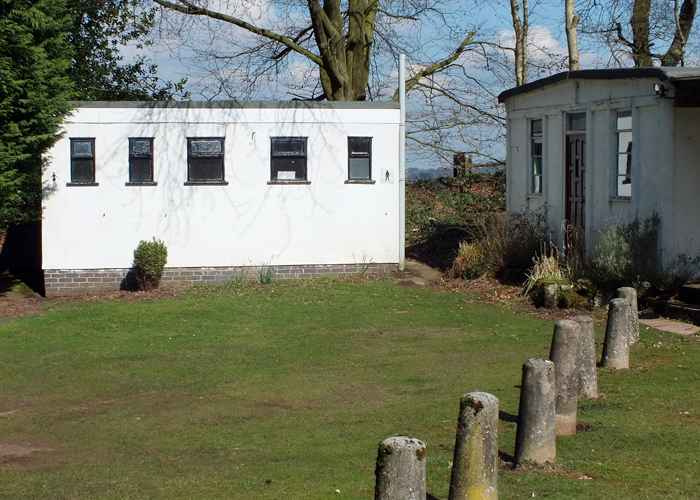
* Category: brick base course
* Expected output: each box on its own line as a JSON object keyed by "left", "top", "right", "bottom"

{"left": 43, "top": 263, "right": 399, "bottom": 296}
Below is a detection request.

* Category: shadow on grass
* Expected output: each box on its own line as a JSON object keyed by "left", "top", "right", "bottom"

{"left": 499, "top": 410, "right": 518, "bottom": 423}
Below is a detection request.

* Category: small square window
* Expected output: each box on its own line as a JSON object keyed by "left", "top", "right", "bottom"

{"left": 347, "top": 137, "right": 373, "bottom": 183}
{"left": 186, "top": 138, "right": 227, "bottom": 185}
{"left": 69, "top": 138, "right": 98, "bottom": 185}
{"left": 567, "top": 112, "right": 586, "bottom": 132}
{"left": 270, "top": 137, "right": 308, "bottom": 182}
{"left": 128, "top": 138, "right": 155, "bottom": 185}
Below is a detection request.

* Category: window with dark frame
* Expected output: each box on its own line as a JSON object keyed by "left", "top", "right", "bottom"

{"left": 270, "top": 137, "right": 308, "bottom": 182}
{"left": 69, "top": 138, "right": 97, "bottom": 185}
{"left": 347, "top": 137, "right": 373, "bottom": 182}
{"left": 128, "top": 138, "right": 155, "bottom": 185}
{"left": 186, "top": 137, "right": 227, "bottom": 184}
{"left": 530, "top": 119, "right": 543, "bottom": 194}
{"left": 615, "top": 110, "right": 632, "bottom": 198}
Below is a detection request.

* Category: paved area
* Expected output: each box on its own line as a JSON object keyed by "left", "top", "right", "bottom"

{"left": 398, "top": 260, "right": 442, "bottom": 286}
{"left": 639, "top": 317, "right": 699, "bottom": 335}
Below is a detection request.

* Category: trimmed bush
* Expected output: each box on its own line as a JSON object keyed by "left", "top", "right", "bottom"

{"left": 133, "top": 238, "right": 168, "bottom": 291}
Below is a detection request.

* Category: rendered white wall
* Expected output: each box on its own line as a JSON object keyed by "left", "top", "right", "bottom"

{"left": 672, "top": 108, "right": 700, "bottom": 258}
{"left": 503, "top": 76, "right": 700, "bottom": 263}
{"left": 42, "top": 103, "right": 401, "bottom": 270}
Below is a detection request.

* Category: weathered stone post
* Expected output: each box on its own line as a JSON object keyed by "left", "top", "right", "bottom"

{"left": 616, "top": 287, "right": 639, "bottom": 345}
{"left": 544, "top": 284, "right": 558, "bottom": 309}
{"left": 514, "top": 358, "right": 556, "bottom": 464}
{"left": 374, "top": 436, "right": 427, "bottom": 500}
{"left": 571, "top": 315, "right": 598, "bottom": 399}
{"left": 448, "top": 392, "right": 499, "bottom": 500}
{"left": 549, "top": 320, "right": 581, "bottom": 436}
{"left": 600, "top": 298, "right": 631, "bottom": 369}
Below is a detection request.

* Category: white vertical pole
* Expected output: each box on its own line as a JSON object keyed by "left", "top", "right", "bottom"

{"left": 399, "top": 54, "right": 406, "bottom": 271}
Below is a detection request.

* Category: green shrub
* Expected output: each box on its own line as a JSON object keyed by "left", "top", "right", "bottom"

{"left": 586, "top": 214, "right": 661, "bottom": 294}
{"left": 585, "top": 213, "right": 700, "bottom": 297}
{"left": 523, "top": 244, "right": 573, "bottom": 296}
{"left": 478, "top": 207, "right": 551, "bottom": 280}
{"left": 133, "top": 238, "right": 168, "bottom": 291}
{"left": 258, "top": 260, "right": 276, "bottom": 284}
{"left": 449, "top": 240, "right": 488, "bottom": 280}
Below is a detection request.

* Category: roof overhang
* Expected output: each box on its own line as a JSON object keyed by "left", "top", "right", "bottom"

{"left": 497, "top": 67, "right": 700, "bottom": 104}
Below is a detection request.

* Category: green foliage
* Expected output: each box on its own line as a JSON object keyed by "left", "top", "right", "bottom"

{"left": 258, "top": 260, "right": 276, "bottom": 284}
{"left": 449, "top": 240, "right": 488, "bottom": 279}
{"left": 231, "top": 260, "right": 251, "bottom": 284}
{"left": 405, "top": 173, "right": 505, "bottom": 270}
{"left": 353, "top": 252, "right": 373, "bottom": 278}
{"left": 523, "top": 244, "right": 574, "bottom": 296}
{"left": 585, "top": 213, "right": 700, "bottom": 297}
{"left": 0, "top": 0, "right": 74, "bottom": 230}
{"left": 132, "top": 237, "right": 168, "bottom": 290}
{"left": 586, "top": 214, "right": 661, "bottom": 294}
{"left": 67, "top": 0, "right": 188, "bottom": 100}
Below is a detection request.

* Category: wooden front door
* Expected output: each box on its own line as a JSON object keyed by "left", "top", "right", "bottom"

{"left": 566, "top": 134, "right": 586, "bottom": 228}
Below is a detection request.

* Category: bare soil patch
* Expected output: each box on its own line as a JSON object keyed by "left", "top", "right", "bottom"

{"left": 0, "top": 286, "right": 187, "bottom": 322}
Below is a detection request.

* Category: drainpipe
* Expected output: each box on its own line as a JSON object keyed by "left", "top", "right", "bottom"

{"left": 399, "top": 54, "right": 406, "bottom": 271}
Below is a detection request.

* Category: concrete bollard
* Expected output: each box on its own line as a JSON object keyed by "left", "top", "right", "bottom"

{"left": 448, "top": 392, "right": 499, "bottom": 500}
{"left": 616, "top": 287, "right": 639, "bottom": 345}
{"left": 549, "top": 320, "right": 581, "bottom": 436}
{"left": 514, "top": 358, "right": 556, "bottom": 464}
{"left": 600, "top": 298, "right": 631, "bottom": 369}
{"left": 374, "top": 436, "right": 427, "bottom": 500}
{"left": 571, "top": 315, "right": 598, "bottom": 399}
{"left": 544, "top": 283, "right": 558, "bottom": 309}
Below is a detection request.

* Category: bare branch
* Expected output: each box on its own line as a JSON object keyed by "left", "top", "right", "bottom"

{"left": 153, "top": 0, "right": 324, "bottom": 67}
{"left": 392, "top": 33, "right": 475, "bottom": 101}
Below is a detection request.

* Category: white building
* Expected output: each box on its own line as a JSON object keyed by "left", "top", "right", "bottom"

{"left": 42, "top": 101, "right": 402, "bottom": 295}
{"left": 498, "top": 68, "right": 700, "bottom": 262}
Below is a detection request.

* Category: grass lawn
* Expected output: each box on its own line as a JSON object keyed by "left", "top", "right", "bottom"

{"left": 0, "top": 278, "right": 698, "bottom": 499}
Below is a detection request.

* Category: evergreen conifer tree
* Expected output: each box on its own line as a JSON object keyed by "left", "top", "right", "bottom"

{"left": 0, "top": 0, "right": 73, "bottom": 229}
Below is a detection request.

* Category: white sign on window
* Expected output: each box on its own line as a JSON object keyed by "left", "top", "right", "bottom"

{"left": 277, "top": 171, "right": 296, "bottom": 180}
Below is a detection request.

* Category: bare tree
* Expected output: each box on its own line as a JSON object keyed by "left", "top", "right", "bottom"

{"left": 579, "top": 0, "right": 697, "bottom": 67}
{"left": 509, "top": 0, "right": 529, "bottom": 85}
{"left": 153, "top": 0, "right": 476, "bottom": 101}
{"left": 565, "top": 0, "right": 580, "bottom": 69}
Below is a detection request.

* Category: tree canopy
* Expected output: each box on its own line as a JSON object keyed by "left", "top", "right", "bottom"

{"left": 67, "top": 0, "right": 188, "bottom": 100}
{"left": 0, "top": 0, "right": 73, "bottom": 229}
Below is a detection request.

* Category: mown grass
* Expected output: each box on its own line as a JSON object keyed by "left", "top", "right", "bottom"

{"left": 0, "top": 278, "right": 698, "bottom": 499}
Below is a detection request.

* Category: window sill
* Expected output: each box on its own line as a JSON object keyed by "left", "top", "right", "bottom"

{"left": 184, "top": 180, "right": 229, "bottom": 186}
{"left": 610, "top": 196, "right": 631, "bottom": 202}
{"left": 126, "top": 181, "right": 157, "bottom": 186}
{"left": 66, "top": 182, "right": 99, "bottom": 187}
{"left": 527, "top": 193, "right": 543, "bottom": 198}
{"left": 267, "top": 180, "right": 311, "bottom": 185}
{"left": 345, "top": 179, "right": 376, "bottom": 185}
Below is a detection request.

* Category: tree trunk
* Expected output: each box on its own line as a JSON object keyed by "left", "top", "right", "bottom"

{"left": 308, "top": 0, "right": 377, "bottom": 101}
{"left": 630, "top": 0, "right": 653, "bottom": 66}
{"left": 660, "top": 0, "right": 697, "bottom": 66}
{"left": 565, "top": 0, "right": 580, "bottom": 70}
{"left": 510, "top": 0, "right": 528, "bottom": 86}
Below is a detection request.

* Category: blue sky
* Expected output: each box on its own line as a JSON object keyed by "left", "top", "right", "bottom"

{"left": 125, "top": 0, "right": 698, "bottom": 168}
